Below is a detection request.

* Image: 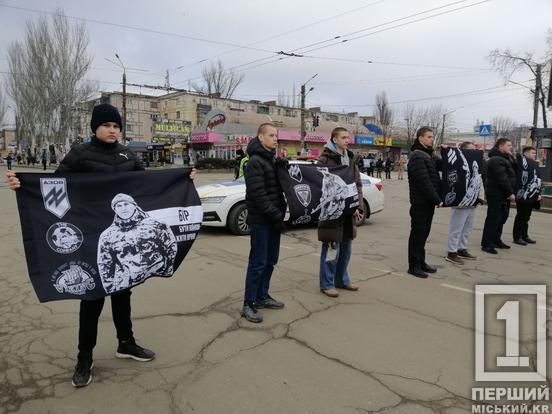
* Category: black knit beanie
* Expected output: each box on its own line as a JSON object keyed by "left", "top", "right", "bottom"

{"left": 90, "top": 103, "right": 123, "bottom": 133}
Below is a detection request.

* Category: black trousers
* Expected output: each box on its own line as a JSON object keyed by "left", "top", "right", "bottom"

{"left": 385, "top": 170, "right": 391, "bottom": 179}
{"left": 513, "top": 202, "right": 534, "bottom": 240}
{"left": 408, "top": 204, "right": 435, "bottom": 268}
{"left": 78, "top": 289, "right": 133, "bottom": 356}
{"left": 481, "top": 199, "right": 510, "bottom": 247}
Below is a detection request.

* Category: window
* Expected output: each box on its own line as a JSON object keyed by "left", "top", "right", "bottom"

{"left": 126, "top": 124, "right": 133, "bottom": 132}
{"left": 277, "top": 109, "right": 281, "bottom": 115}
{"left": 150, "top": 101, "right": 158, "bottom": 109}
{"left": 164, "top": 113, "right": 168, "bottom": 119}
{"left": 176, "top": 111, "right": 181, "bottom": 119}
{"left": 257, "top": 105, "right": 269, "bottom": 115}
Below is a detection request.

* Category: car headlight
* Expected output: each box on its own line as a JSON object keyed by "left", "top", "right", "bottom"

{"left": 200, "top": 196, "right": 227, "bottom": 203}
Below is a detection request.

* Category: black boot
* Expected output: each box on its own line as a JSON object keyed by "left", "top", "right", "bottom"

{"left": 421, "top": 263, "right": 437, "bottom": 273}
{"left": 513, "top": 238, "right": 528, "bottom": 246}
{"left": 407, "top": 267, "right": 429, "bottom": 278}
{"left": 523, "top": 237, "right": 536, "bottom": 244}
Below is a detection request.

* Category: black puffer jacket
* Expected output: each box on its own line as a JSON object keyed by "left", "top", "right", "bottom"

{"left": 317, "top": 147, "right": 363, "bottom": 242}
{"left": 56, "top": 136, "right": 144, "bottom": 173}
{"left": 407, "top": 140, "right": 441, "bottom": 205}
{"left": 484, "top": 146, "right": 516, "bottom": 201}
{"left": 244, "top": 137, "right": 286, "bottom": 225}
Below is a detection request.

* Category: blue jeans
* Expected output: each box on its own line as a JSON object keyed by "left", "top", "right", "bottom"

{"left": 244, "top": 223, "right": 281, "bottom": 305}
{"left": 319, "top": 239, "right": 352, "bottom": 290}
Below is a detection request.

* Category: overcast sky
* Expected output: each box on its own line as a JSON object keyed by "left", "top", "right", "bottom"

{"left": 1, "top": 0, "right": 551, "bottom": 132}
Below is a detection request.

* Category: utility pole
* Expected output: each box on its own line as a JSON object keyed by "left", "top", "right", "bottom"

{"left": 439, "top": 110, "right": 455, "bottom": 147}
{"left": 548, "top": 61, "right": 552, "bottom": 108}
{"left": 300, "top": 84, "right": 306, "bottom": 153}
{"left": 299, "top": 74, "right": 318, "bottom": 155}
{"left": 531, "top": 64, "right": 541, "bottom": 142}
{"left": 115, "top": 54, "right": 127, "bottom": 144}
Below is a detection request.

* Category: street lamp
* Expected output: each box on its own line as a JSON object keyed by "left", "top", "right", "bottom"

{"left": 300, "top": 73, "right": 318, "bottom": 155}
{"left": 439, "top": 110, "right": 456, "bottom": 147}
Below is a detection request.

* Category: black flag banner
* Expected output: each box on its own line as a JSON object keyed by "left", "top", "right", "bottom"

{"left": 440, "top": 147, "right": 484, "bottom": 207}
{"left": 15, "top": 169, "right": 201, "bottom": 302}
{"left": 277, "top": 163, "right": 359, "bottom": 225}
{"left": 516, "top": 154, "right": 542, "bottom": 202}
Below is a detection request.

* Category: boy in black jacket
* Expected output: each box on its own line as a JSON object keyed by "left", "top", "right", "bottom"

{"left": 241, "top": 123, "right": 287, "bottom": 323}
{"left": 481, "top": 138, "right": 516, "bottom": 254}
{"left": 407, "top": 127, "right": 443, "bottom": 278}
{"left": 5, "top": 103, "right": 196, "bottom": 388}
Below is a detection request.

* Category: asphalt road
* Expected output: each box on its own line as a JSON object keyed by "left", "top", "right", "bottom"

{"left": 1, "top": 166, "right": 551, "bottom": 413}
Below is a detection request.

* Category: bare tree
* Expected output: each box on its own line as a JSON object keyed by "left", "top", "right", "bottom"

{"left": 489, "top": 43, "right": 551, "bottom": 128}
{"left": 7, "top": 9, "right": 95, "bottom": 151}
{"left": 192, "top": 60, "right": 244, "bottom": 99}
{"left": 0, "top": 87, "right": 6, "bottom": 129}
{"left": 491, "top": 115, "right": 517, "bottom": 143}
{"left": 402, "top": 102, "right": 428, "bottom": 145}
{"left": 374, "top": 91, "right": 393, "bottom": 137}
{"left": 423, "top": 104, "right": 454, "bottom": 146}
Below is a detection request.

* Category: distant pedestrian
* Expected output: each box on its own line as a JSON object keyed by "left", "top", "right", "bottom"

{"left": 241, "top": 123, "right": 287, "bottom": 324}
{"left": 397, "top": 156, "right": 406, "bottom": 180}
{"left": 41, "top": 153, "right": 47, "bottom": 171}
{"left": 446, "top": 142, "right": 481, "bottom": 265}
{"left": 512, "top": 147, "right": 542, "bottom": 246}
{"left": 234, "top": 148, "right": 248, "bottom": 179}
{"left": 407, "top": 127, "right": 443, "bottom": 278}
{"left": 384, "top": 157, "right": 393, "bottom": 179}
{"left": 5, "top": 154, "right": 13, "bottom": 170}
{"left": 376, "top": 158, "right": 383, "bottom": 178}
{"left": 317, "top": 127, "right": 363, "bottom": 298}
{"left": 481, "top": 138, "right": 516, "bottom": 254}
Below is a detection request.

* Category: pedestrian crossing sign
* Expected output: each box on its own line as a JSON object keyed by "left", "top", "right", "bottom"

{"left": 479, "top": 124, "right": 492, "bottom": 137}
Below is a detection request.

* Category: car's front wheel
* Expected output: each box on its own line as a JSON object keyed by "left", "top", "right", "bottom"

{"left": 228, "top": 203, "right": 250, "bottom": 235}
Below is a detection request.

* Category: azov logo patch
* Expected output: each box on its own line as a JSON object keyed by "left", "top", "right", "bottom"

{"left": 40, "top": 178, "right": 71, "bottom": 219}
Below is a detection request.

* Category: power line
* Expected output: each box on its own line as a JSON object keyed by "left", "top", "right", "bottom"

{"left": 313, "top": 82, "right": 533, "bottom": 108}
{"left": 171, "top": 0, "right": 491, "bottom": 86}
{"left": 298, "top": 0, "right": 491, "bottom": 54}
{"left": 0, "top": 3, "right": 277, "bottom": 54}
{"left": 170, "top": 0, "right": 388, "bottom": 73}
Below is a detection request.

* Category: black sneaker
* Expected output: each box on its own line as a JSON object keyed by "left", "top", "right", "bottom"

{"left": 513, "top": 238, "right": 528, "bottom": 246}
{"left": 116, "top": 338, "right": 155, "bottom": 362}
{"left": 256, "top": 296, "right": 285, "bottom": 309}
{"left": 481, "top": 246, "right": 498, "bottom": 254}
{"left": 421, "top": 263, "right": 437, "bottom": 273}
{"left": 407, "top": 267, "right": 429, "bottom": 278}
{"left": 458, "top": 249, "right": 477, "bottom": 260}
{"left": 241, "top": 303, "right": 263, "bottom": 323}
{"left": 496, "top": 241, "right": 511, "bottom": 249}
{"left": 523, "top": 237, "right": 536, "bottom": 244}
{"left": 72, "top": 353, "right": 93, "bottom": 388}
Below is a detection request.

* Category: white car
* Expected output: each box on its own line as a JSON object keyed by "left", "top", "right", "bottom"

{"left": 198, "top": 161, "right": 385, "bottom": 235}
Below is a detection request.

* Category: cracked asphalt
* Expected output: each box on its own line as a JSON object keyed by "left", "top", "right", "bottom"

{"left": 1, "top": 167, "right": 551, "bottom": 413}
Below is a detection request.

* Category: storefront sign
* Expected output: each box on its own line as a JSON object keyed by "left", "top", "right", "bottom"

{"left": 206, "top": 112, "right": 227, "bottom": 131}
{"left": 190, "top": 132, "right": 221, "bottom": 143}
{"left": 355, "top": 135, "right": 375, "bottom": 145}
{"left": 154, "top": 121, "right": 190, "bottom": 135}
{"left": 305, "top": 133, "right": 330, "bottom": 143}
{"left": 278, "top": 130, "right": 301, "bottom": 141}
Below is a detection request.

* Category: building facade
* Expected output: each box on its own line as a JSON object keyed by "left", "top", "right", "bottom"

{"left": 79, "top": 90, "right": 409, "bottom": 164}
